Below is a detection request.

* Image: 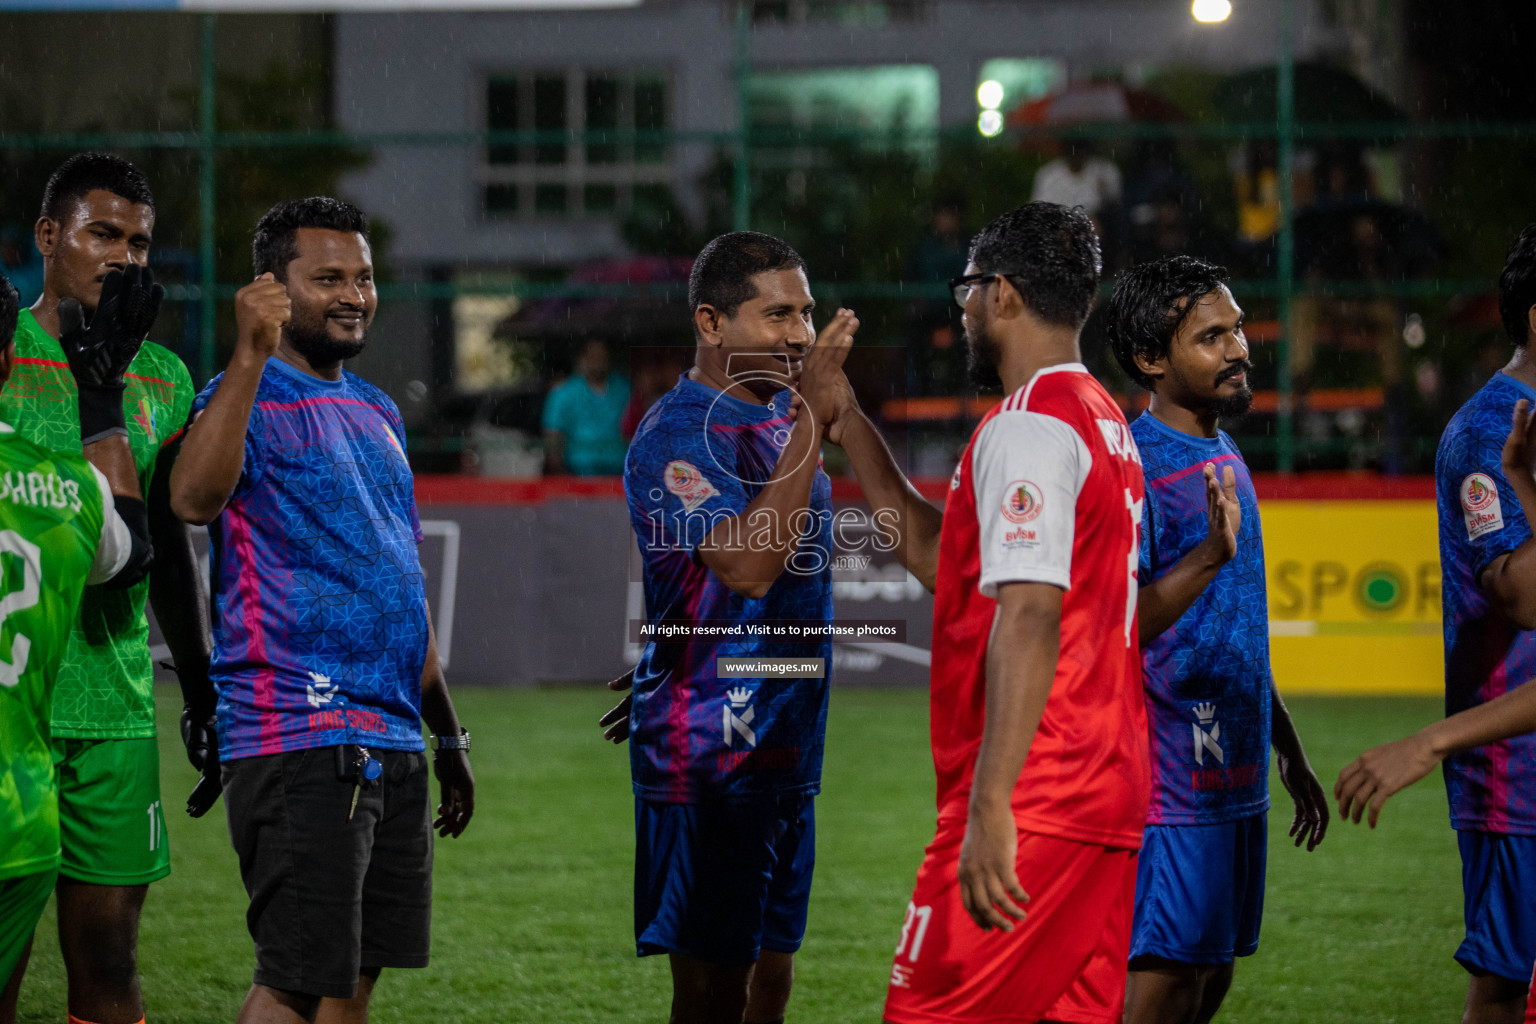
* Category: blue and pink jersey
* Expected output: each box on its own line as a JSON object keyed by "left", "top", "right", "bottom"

{"left": 1132, "top": 413, "right": 1271, "bottom": 826}
{"left": 1437, "top": 372, "right": 1536, "bottom": 835}
{"left": 624, "top": 374, "right": 832, "bottom": 804}
{"left": 195, "top": 357, "right": 428, "bottom": 761}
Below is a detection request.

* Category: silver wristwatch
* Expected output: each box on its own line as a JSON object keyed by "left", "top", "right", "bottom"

{"left": 431, "top": 729, "right": 471, "bottom": 752}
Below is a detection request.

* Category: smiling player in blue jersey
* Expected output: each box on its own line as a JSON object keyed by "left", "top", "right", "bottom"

{"left": 621, "top": 231, "right": 855, "bottom": 1024}
{"left": 1106, "top": 256, "right": 1329, "bottom": 1024}
{"left": 170, "top": 198, "right": 473, "bottom": 1024}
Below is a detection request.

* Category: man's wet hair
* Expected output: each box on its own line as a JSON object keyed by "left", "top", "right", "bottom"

{"left": 968, "top": 203, "right": 1102, "bottom": 330}
{"left": 964, "top": 205, "right": 1099, "bottom": 333}
{"left": 1499, "top": 223, "right": 1536, "bottom": 348}
{"left": 689, "top": 232, "right": 807, "bottom": 326}
{"left": 253, "top": 197, "right": 370, "bottom": 280}
{"left": 0, "top": 270, "right": 17, "bottom": 349}
{"left": 1106, "top": 255, "right": 1232, "bottom": 391}
{"left": 40, "top": 152, "right": 155, "bottom": 222}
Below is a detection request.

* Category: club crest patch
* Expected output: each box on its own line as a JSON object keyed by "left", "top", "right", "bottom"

{"left": 665, "top": 460, "right": 720, "bottom": 512}
{"left": 1461, "top": 472, "right": 1504, "bottom": 541}
{"left": 1000, "top": 480, "right": 1044, "bottom": 525}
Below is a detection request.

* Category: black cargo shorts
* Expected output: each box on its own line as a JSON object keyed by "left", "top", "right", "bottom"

{"left": 223, "top": 745, "right": 433, "bottom": 998}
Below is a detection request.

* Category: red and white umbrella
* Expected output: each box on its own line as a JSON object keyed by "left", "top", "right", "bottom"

{"left": 1008, "top": 83, "right": 1186, "bottom": 126}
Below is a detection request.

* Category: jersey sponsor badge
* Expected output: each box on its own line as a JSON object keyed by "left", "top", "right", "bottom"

{"left": 664, "top": 460, "right": 720, "bottom": 512}
{"left": 1461, "top": 472, "right": 1504, "bottom": 541}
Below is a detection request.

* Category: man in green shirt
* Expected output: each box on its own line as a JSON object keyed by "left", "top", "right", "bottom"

{"left": 6, "top": 153, "right": 211, "bottom": 1024}
{"left": 1, "top": 265, "right": 158, "bottom": 1024}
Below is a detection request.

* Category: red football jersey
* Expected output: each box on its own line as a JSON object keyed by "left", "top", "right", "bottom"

{"left": 930, "top": 362, "right": 1149, "bottom": 848}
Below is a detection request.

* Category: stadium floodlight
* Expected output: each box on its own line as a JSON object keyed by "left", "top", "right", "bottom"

{"left": 1192, "top": 0, "right": 1232, "bottom": 22}
{"left": 977, "top": 109, "right": 1004, "bottom": 138}
{"left": 976, "top": 80, "right": 1005, "bottom": 111}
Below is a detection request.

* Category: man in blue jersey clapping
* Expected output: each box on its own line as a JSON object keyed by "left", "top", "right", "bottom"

{"left": 620, "top": 231, "right": 854, "bottom": 1024}
{"left": 1105, "top": 255, "right": 1329, "bottom": 1024}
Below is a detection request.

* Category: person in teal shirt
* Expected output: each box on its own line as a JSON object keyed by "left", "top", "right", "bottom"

{"left": 543, "top": 338, "right": 630, "bottom": 475}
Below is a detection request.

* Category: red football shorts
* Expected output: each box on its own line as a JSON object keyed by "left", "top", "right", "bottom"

{"left": 883, "top": 820, "right": 1138, "bottom": 1024}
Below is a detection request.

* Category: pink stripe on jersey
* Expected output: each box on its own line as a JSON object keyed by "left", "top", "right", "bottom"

{"left": 1489, "top": 659, "right": 1511, "bottom": 831}
{"left": 257, "top": 396, "right": 382, "bottom": 414}
{"left": 1145, "top": 701, "right": 1168, "bottom": 826}
{"left": 225, "top": 501, "right": 283, "bottom": 756}
{"left": 710, "top": 414, "right": 793, "bottom": 434}
{"left": 1147, "top": 452, "right": 1240, "bottom": 490}
{"left": 672, "top": 564, "right": 709, "bottom": 796}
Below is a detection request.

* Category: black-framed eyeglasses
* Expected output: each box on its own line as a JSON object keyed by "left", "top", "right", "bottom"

{"left": 948, "top": 272, "right": 1014, "bottom": 310}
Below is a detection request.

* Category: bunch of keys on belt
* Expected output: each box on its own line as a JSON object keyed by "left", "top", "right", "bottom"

{"left": 348, "top": 746, "right": 383, "bottom": 821}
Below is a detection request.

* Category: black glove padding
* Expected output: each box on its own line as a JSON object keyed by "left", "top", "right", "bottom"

{"left": 179, "top": 703, "right": 218, "bottom": 772}
{"left": 58, "top": 265, "right": 164, "bottom": 444}
{"left": 179, "top": 701, "right": 223, "bottom": 817}
{"left": 186, "top": 767, "right": 223, "bottom": 818}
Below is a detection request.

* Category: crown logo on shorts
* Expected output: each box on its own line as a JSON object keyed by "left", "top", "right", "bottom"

{"left": 728, "top": 686, "right": 754, "bottom": 708}
{"left": 1193, "top": 702, "right": 1217, "bottom": 725}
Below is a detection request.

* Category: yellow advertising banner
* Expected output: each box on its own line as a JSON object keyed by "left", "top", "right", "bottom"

{"left": 1262, "top": 500, "right": 1442, "bottom": 695}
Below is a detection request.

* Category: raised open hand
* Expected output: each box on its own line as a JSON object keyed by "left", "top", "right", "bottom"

{"left": 1201, "top": 462, "right": 1241, "bottom": 564}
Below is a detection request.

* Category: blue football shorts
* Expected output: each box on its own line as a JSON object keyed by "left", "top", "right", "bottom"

{"left": 634, "top": 793, "right": 815, "bottom": 965}
{"left": 1129, "top": 812, "right": 1267, "bottom": 966}
{"left": 1456, "top": 830, "right": 1536, "bottom": 982}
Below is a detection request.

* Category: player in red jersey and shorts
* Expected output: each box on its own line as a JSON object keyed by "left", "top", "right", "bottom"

{"left": 808, "top": 203, "right": 1148, "bottom": 1023}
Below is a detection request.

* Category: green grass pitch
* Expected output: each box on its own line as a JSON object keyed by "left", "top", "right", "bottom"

{"left": 15, "top": 687, "right": 1468, "bottom": 1022}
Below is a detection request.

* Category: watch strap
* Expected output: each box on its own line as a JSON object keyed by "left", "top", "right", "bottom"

{"left": 432, "top": 729, "right": 470, "bottom": 752}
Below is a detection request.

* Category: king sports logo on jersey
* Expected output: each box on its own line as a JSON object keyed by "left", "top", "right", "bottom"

{"left": 1191, "top": 701, "right": 1224, "bottom": 765}
{"left": 724, "top": 685, "right": 757, "bottom": 747}
{"left": 664, "top": 460, "right": 720, "bottom": 512}
{"left": 1460, "top": 472, "right": 1504, "bottom": 541}
{"left": 306, "top": 671, "right": 338, "bottom": 708}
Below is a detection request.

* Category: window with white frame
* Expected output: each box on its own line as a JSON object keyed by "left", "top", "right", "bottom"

{"left": 481, "top": 68, "right": 671, "bottom": 219}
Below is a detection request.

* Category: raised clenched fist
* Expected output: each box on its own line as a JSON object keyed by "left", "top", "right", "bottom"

{"left": 235, "top": 273, "right": 291, "bottom": 358}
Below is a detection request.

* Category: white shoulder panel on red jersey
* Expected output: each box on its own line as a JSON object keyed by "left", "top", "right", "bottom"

{"left": 972, "top": 409, "right": 1092, "bottom": 596}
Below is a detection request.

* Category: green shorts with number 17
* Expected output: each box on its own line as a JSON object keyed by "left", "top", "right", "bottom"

{"left": 51, "top": 736, "right": 171, "bottom": 886}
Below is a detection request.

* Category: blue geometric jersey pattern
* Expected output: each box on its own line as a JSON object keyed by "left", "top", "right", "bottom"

{"left": 624, "top": 373, "right": 833, "bottom": 803}
{"left": 1436, "top": 372, "right": 1536, "bottom": 835}
{"left": 194, "top": 357, "right": 429, "bottom": 761}
{"left": 1132, "top": 412, "right": 1272, "bottom": 825}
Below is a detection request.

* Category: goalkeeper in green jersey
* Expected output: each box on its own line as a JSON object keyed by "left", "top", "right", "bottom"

{"left": 0, "top": 265, "right": 157, "bottom": 1023}
{"left": 5, "top": 153, "right": 212, "bottom": 1024}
